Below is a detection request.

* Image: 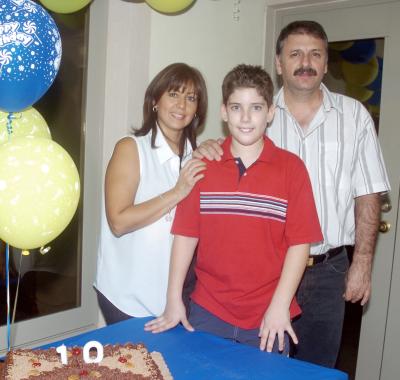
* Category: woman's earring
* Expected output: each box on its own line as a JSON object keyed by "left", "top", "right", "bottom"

{"left": 152, "top": 105, "right": 158, "bottom": 112}
{"left": 194, "top": 113, "right": 198, "bottom": 118}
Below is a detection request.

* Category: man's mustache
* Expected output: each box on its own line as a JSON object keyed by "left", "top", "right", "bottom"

{"left": 294, "top": 67, "right": 317, "bottom": 76}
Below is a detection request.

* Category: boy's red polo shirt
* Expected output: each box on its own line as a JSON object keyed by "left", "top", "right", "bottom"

{"left": 172, "top": 136, "right": 322, "bottom": 329}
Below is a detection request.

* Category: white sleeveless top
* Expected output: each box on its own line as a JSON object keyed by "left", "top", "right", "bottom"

{"left": 94, "top": 128, "right": 192, "bottom": 317}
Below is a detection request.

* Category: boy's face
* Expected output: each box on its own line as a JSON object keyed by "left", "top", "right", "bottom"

{"left": 221, "top": 87, "right": 274, "bottom": 148}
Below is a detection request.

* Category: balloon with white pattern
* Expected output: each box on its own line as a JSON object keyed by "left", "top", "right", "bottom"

{"left": 0, "top": 0, "right": 62, "bottom": 112}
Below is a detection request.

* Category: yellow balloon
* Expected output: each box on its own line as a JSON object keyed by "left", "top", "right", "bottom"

{"left": 341, "top": 56, "right": 379, "bottom": 87}
{"left": 367, "top": 104, "right": 381, "bottom": 117}
{"left": 345, "top": 84, "right": 373, "bottom": 103}
{"left": 39, "top": 0, "right": 92, "bottom": 14}
{"left": 145, "top": 0, "right": 195, "bottom": 14}
{"left": 0, "top": 137, "right": 80, "bottom": 250}
{"left": 329, "top": 41, "right": 354, "bottom": 51}
{"left": 0, "top": 108, "right": 51, "bottom": 145}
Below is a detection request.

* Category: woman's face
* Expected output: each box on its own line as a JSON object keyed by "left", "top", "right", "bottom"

{"left": 155, "top": 84, "right": 198, "bottom": 134}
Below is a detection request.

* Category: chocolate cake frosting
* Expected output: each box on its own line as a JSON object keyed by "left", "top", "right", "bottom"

{"left": 4, "top": 343, "right": 173, "bottom": 379}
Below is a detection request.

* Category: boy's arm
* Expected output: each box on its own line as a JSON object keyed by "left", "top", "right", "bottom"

{"left": 144, "top": 234, "right": 198, "bottom": 333}
{"left": 259, "top": 243, "right": 309, "bottom": 352}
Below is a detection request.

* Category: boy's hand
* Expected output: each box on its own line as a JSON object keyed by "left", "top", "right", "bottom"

{"left": 193, "top": 138, "right": 224, "bottom": 161}
{"left": 144, "top": 299, "right": 194, "bottom": 333}
{"left": 259, "top": 305, "right": 297, "bottom": 352}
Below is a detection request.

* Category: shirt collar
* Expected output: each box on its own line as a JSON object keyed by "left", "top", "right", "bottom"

{"left": 221, "top": 135, "right": 277, "bottom": 164}
{"left": 155, "top": 124, "right": 193, "bottom": 164}
{"left": 274, "top": 83, "right": 343, "bottom": 114}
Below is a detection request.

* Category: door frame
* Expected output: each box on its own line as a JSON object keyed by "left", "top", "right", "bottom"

{"left": 264, "top": 1, "right": 400, "bottom": 379}
{"left": 0, "top": 0, "right": 108, "bottom": 353}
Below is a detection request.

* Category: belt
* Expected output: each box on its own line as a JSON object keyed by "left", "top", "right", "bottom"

{"left": 306, "top": 246, "right": 344, "bottom": 267}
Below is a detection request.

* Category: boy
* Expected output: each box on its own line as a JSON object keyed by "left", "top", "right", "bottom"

{"left": 145, "top": 64, "right": 322, "bottom": 354}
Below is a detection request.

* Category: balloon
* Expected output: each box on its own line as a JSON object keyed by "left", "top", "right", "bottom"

{"left": 345, "top": 83, "right": 373, "bottom": 103}
{"left": 0, "top": 0, "right": 62, "bottom": 112}
{"left": 340, "top": 39, "right": 376, "bottom": 64}
{"left": 0, "top": 136, "right": 80, "bottom": 250}
{"left": 367, "top": 57, "right": 383, "bottom": 91}
{"left": 39, "top": 0, "right": 92, "bottom": 14}
{"left": 341, "top": 56, "right": 379, "bottom": 87}
{"left": 367, "top": 104, "right": 380, "bottom": 117}
{"left": 329, "top": 41, "right": 354, "bottom": 52}
{"left": 145, "top": 0, "right": 195, "bottom": 14}
{"left": 0, "top": 107, "right": 51, "bottom": 145}
{"left": 367, "top": 89, "right": 381, "bottom": 106}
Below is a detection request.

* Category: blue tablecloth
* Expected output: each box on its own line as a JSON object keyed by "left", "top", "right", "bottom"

{"left": 43, "top": 317, "right": 348, "bottom": 380}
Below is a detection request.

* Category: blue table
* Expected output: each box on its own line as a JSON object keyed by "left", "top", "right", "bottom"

{"left": 43, "top": 317, "right": 348, "bottom": 380}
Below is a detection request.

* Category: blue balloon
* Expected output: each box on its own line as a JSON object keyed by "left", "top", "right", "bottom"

{"left": 340, "top": 39, "right": 376, "bottom": 64}
{"left": 0, "top": 0, "right": 62, "bottom": 112}
{"left": 367, "top": 89, "right": 381, "bottom": 106}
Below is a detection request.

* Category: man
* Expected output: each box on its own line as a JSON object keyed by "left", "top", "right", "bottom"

{"left": 195, "top": 21, "right": 390, "bottom": 367}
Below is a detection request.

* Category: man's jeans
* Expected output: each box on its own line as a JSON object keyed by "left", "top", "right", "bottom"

{"left": 292, "top": 249, "right": 349, "bottom": 367}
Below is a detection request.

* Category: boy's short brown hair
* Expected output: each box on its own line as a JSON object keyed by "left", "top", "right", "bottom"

{"left": 222, "top": 64, "right": 274, "bottom": 107}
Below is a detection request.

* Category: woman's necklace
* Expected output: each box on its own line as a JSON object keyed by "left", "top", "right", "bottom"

{"left": 156, "top": 122, "right": 182, "bottom": 155}
{"left": 164, "top": 134, "right": 180, "bottom": 155}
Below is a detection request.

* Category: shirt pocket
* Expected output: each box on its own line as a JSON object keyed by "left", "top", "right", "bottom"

{"left": 322, "top": 142, "right": 351, "bottom": 190}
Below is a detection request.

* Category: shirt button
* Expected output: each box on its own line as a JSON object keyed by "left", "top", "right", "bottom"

{"left": 244, "top": 173, "right": 247, "bottom": 176}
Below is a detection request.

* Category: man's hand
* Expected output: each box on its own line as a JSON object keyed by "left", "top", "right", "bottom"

{"left": 344, "top": 256, "right": 372, "bottom": 305}
{"left": 193, "top": 138, "right": 224, "bottom": 161}
{"left": 345, "top": 193, "right": 380, "bottom": 306}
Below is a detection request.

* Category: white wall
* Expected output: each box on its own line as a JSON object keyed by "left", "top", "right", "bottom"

{"left": 148, "top": 0, "right": 267, "bottom": 141}
{"left": 100, "top": 0, "right": 150, "bottom": 172}
{"left": 96, "top": 0, "right": 317, "bottom": 326}
{"left": 99, "top": 0, "right": 327, "bottom": 180}
{"left": 95, "top": 0, "right": 267, "bottom": 327}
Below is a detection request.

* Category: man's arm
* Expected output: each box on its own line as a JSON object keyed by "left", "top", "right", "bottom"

{"left": 260, "top": 243, "right": 309, "bottom": 352}
{"left": 344, "top": 193, "right": 380, "bottom": 305}
{"left": 144, "top": 235, "right": 198, "bottom": 333}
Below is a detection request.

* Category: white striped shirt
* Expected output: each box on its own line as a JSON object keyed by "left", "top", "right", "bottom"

{"left": 267, "top": 84, "right": 390, "bottom": 255}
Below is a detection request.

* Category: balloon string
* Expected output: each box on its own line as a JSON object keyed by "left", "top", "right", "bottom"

{"left": 6, "top": 112, "right": 14, "bottom": 139}
{"left": 5, "top": 114, "right": 15, "bottom": 350}
{"left": 6, "top": 243, "right": 11, "bottom": 351}
{"left": 12, "top": 251, "right": 23, "bottom": 326}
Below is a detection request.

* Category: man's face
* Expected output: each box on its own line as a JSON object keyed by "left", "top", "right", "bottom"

{"left": 275, "top": 33, "right": 328, "bottom": 94}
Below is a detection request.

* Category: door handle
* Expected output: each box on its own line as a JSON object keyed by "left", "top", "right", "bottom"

{"left": 379, "top": 221, "right": 391, "bottom": 233}
{"left": 381, "top": 202, "right": 392, "bottom": 213}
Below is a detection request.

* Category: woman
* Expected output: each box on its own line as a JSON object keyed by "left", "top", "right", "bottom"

{"left": 95, "top": 63, "right": 207, "bottom": 324}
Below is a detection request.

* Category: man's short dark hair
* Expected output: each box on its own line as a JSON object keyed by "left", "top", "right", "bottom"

{"left": 276, "top": 20, "right": 328, "bottom": 55}
{"left": 222, "top": 64, "right": 274, "bottom": 107}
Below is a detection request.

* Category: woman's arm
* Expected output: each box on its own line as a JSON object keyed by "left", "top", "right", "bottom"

{"left": 105, "top": 137, "right": 206, "bottom": 237}
{"left": 144, "top": 234, "right": 199, "bottom": 333}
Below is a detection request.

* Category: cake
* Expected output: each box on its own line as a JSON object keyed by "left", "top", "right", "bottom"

{"left": 3, "top": 342, "right": 173, "bottom": 379}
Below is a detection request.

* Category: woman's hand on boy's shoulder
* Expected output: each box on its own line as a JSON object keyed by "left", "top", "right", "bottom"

{"left": 193, "top": 138, "right": 224, "bottom": 161}
{"left": 174, "top": 158, "right": 206, "bottom": 201}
